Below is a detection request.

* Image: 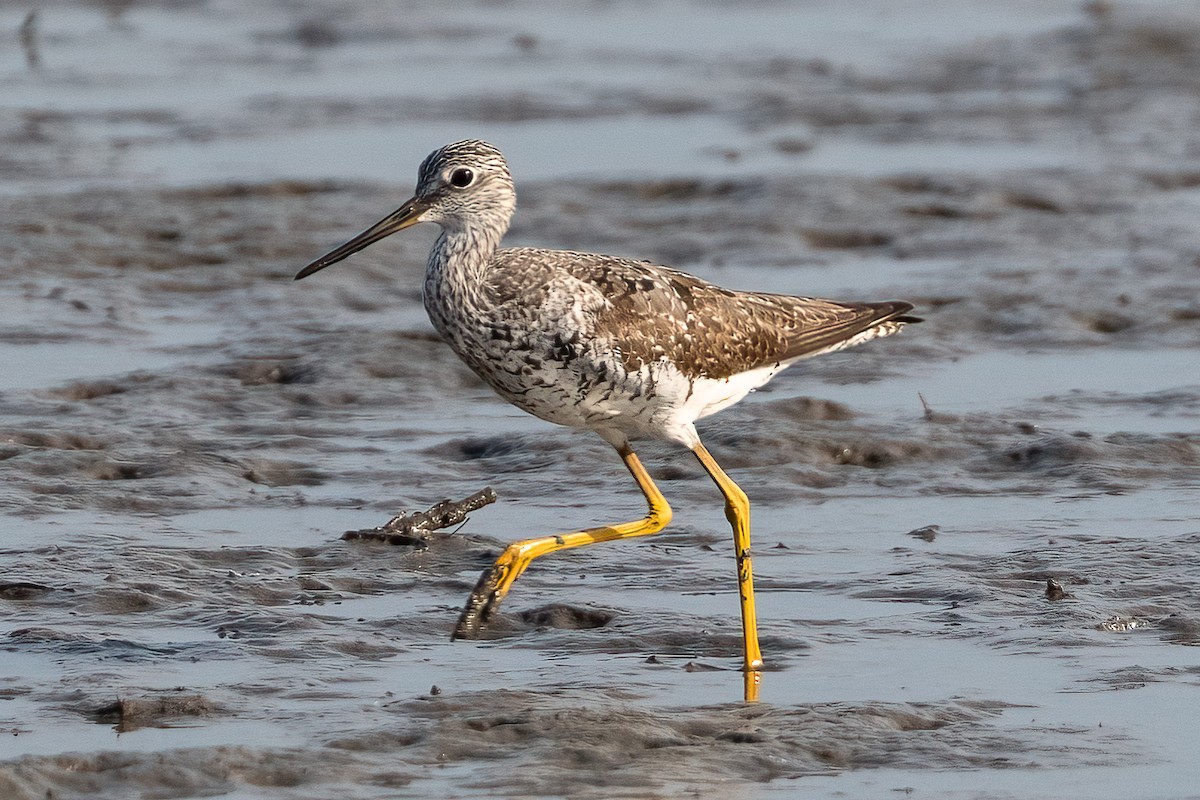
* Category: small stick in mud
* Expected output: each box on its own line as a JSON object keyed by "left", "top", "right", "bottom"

{"left": 917, "top": 392, "right": 958, "bottom": 423}
{"left": 341, "top": 487, "right": 498, "bottom": 546}
{"left": 918, "top": 392, "right": 936, "bottom": 420}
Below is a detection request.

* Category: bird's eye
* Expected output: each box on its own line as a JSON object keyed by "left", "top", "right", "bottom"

{"left": 449, "top": 168, "right": 474, "bottom": 188}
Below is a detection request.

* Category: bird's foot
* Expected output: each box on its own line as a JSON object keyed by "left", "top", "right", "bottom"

{"left": 743, "top": 666, "right": 762, "bottom": 703}
{"left": 452, "top": 562, "right": 508, "bottom": 639}
{"left": 452, "top": 541, "right": 535, "bottom": 639}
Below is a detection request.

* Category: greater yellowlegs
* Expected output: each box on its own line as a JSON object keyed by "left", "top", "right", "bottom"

{"left": 296, "top": 140, "right": 919, "bottom": 700}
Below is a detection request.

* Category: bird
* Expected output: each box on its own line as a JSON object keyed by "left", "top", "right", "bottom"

{"left": 295, "top": 139, "right": 919, "bottom": 701}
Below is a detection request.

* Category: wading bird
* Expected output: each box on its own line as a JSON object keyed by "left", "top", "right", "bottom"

{"left": 296, "top": 140, "right": 919, "bottom": 701}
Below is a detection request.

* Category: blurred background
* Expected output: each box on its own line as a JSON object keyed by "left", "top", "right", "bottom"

{"left": 1, "top": 1, "right": 1168, "bottom": 190}
{"left": 2, "top": 2, "right": 1199, "bottom": 799}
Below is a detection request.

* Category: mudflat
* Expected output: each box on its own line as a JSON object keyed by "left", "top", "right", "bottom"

{"left": 1, "top": 2, "right": 1198, "bottom": 798}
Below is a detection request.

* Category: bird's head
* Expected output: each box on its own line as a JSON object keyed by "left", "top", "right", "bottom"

{"left": 295, "top": 139, "right": 515, "bottom": 280}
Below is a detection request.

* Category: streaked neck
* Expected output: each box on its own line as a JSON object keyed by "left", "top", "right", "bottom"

{"left": 429, "top": 220, "right": 505, "bottom": 285}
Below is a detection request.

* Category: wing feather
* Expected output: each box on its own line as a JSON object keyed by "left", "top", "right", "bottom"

{"left": 487, "top": 248, "right": 918, "bottom": 380}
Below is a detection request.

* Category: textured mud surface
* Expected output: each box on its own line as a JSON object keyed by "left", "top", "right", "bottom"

{"left": 2, "top": 1, "right": 1199, "bottom": 798}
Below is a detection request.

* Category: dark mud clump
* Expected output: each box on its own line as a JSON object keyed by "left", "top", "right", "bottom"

{"left": 91, "top": 693, "right": 220, "bottom": 732}
{"left": 517, "top": 603, "right": 615, "bottom": 630}
{"left": 0, "top": 747, "right": 385, "bottom": 800}
{"left": 321, "top": 690, "right": 1113, "bottom": 798}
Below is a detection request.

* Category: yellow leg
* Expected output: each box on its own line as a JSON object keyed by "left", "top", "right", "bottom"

{"left": 454, "top": 443, "right": 672, "bottom": 639}
{"left": 692, "top": 441, "right": 763, "bottom": 701}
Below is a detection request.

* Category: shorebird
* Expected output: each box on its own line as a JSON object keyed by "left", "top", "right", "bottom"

{"left": 296, "top": 140, "right": 918, "bottom": 701}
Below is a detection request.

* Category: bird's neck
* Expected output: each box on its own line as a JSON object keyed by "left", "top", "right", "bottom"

{"left": 424, "top": 224, "right": 506, "bottom": 342}
{"left": 428, "top": 221, "right": 504, "bottom": 288}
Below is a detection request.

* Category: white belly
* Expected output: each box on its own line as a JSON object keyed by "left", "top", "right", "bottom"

{"left": 581, "top": 358, "right": 791, "bottom": 447}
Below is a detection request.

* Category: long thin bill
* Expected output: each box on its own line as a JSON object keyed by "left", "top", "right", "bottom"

{"left": 294, "top": 195, "right": 430, "bottom": 280}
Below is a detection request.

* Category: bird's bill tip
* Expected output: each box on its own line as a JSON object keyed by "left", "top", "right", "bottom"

{"left": 293, "top": 259, "right": 333, "bottom": 281}
{"left": 293, "top": 196, "right": 429, "bottom": 281}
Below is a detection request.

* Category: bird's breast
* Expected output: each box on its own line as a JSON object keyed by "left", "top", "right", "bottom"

{"left": 421, "top": 267, "right": 702, "bottom": 435}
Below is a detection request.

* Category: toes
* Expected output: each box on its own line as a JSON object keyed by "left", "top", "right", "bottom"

{"left": 452, "top": 565, "right": 503, "bottom": 639}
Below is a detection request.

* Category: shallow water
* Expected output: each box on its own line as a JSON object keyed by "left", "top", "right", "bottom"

{"left": 2, "top": 1, "right": 1200, "bottom": 798}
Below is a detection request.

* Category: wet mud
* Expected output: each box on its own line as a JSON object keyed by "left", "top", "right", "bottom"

{"left": 2, "top": 1, "right": 1200, "bottom": 798}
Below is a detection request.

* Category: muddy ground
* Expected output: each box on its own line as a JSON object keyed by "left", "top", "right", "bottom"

{"left": 1, "top": 1, "right": 1199, "bottom": 798}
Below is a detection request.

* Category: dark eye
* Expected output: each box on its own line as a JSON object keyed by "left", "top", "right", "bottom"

{"left": 449, "top": 168, "right": 474, "bottom": 188}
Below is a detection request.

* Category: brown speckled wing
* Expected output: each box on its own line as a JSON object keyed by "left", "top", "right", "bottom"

{"left": 486, "top": 248, "right": 915, "bottom": 380}
{"left": 578, "top": 255, "right": 912, "bottom": 379}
